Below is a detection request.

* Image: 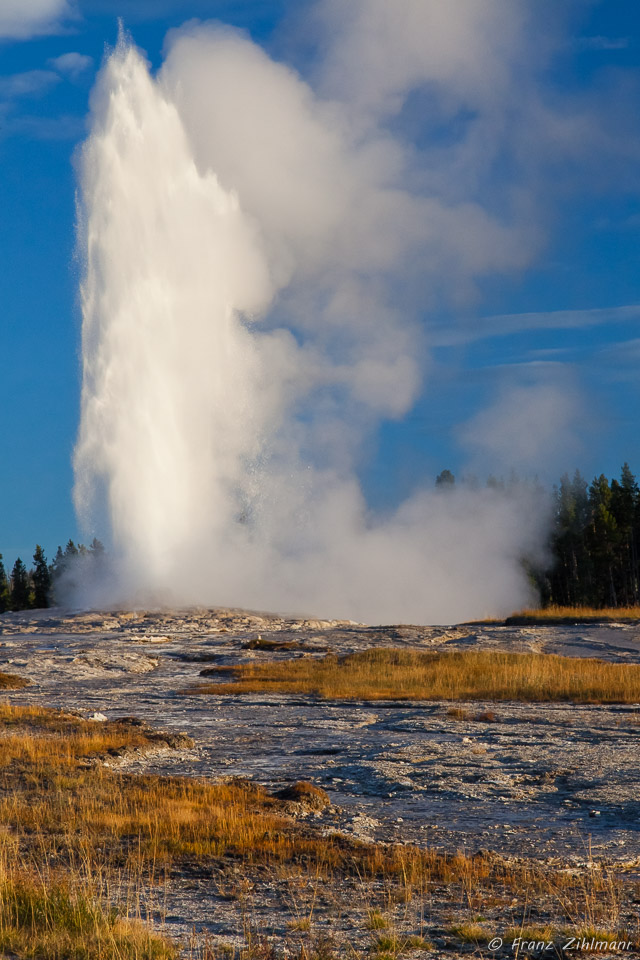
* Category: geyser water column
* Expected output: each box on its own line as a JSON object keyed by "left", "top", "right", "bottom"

{"left": 74, "top": 36, "right": 274, "bottom": 601}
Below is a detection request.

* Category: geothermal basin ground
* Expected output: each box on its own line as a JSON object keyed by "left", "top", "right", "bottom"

{"left": 1, "top": 608, "right": 640, "bottom": 958}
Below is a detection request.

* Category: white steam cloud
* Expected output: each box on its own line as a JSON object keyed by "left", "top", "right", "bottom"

{"left": 459, "top": 380, "right": 583, "bottom": 478}
{"left": 73, "top": 5, "right": 557, "bottom": 623}
{"left": 0, "top": 0, "right": 72, "bottom": 39}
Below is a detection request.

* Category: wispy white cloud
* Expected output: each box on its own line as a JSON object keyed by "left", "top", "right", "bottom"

{"left": 458, "top": 378, "right": 583, "bottom": 476}
{"left": 0, "top": 69, "right": 84, "bottom": 143}
{"left": 48, "top": 52, "right": 93, "bottom": 78}
{"left": 0, "top": 1, "right": 75, "bottom": 40}
{"left": 586, "top": 337, "right": 640, "bottom": 385}
{"left": 0, "top": 56, "right": 89, "bottom": 142}
{"left": 0, "top": 69, "right": 62, "bottom": 140}
{"left": 82, "top": 0, "right": 265, "bottom": 21}
{"left": 0, "top": 113, "right": 83, "bottom": 140}
{"left": 574, "top": 35, "right": 630, "bottom": 52}
{"left": 431, "top": 303, "right": 640, "bottom": 347}
{"left": 0, "top": 70, "right": 60, "bottom": 99}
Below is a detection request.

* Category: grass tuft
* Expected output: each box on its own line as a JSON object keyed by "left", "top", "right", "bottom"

{"left": 448, "top": 921, "right": 491, "bottom": 943}
{"left": 366, "top": 909, "right": 388, "bottom": 930}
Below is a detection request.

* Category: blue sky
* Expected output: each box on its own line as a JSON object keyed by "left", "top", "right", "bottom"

{"left": 2, "top": 0, "right": 640, "bottom": 569}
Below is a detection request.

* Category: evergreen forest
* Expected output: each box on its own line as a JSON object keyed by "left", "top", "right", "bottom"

{"left": 0, "top": 539, "right": 104, "bottom": 613}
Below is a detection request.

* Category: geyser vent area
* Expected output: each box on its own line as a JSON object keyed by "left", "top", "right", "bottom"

{"left": 73, "top": 26, "right": 546, "bottom": 622}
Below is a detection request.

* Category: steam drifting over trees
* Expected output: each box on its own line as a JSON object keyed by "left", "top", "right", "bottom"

{"left": 3, "top": 465, "right": 640, "bottom": 616}
{"left": 0, "top": 541, "right": 105, "bottom": 612}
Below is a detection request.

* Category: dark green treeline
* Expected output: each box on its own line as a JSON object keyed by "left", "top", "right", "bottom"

{"left": 0, "top": 539, "right": 104, "bottom": 613}
{"left": 541, "top": 463, "right": 640, "bottom": 608}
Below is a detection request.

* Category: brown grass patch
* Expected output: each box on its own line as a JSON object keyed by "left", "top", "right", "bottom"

{"left": 0, "top": 672, "right": 29, "bottom": 690}
{"left": 446, "top": 707, "right": 499, "bottom": 722}
{"left": 242, "top": 637, "right": 306, "bottom": 651}
{"left": 507, "top": 605, "right": 640, "bottom": 623}
{"left": 187, "top": 648, "right": 640, "bottom": 704}
{"left": 475, "top": 709, "right": 498, "bottom": 723}
{"left": 446, "top": 706, "right": 470, "bottom": 720}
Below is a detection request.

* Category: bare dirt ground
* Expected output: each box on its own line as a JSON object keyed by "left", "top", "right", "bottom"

{"left": 1, "top": 607, "right": 640, "bottom": 958}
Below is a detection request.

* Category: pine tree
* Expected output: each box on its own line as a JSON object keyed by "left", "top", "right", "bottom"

{"left": 587, "top": 475, "right": 619, "bottom": 607}
{"left": 89, "top": 538, "right": 105, "bottom": 557}
{"left": 486, "top": 475, "right": 505, "bottom": 491}
{"left": 51, "top": 546, "right": 65, "bottom": 578}
{"left": 10, "top": 559, "right": 31, "bottom": 611}
{"left": 0, "top": 555, "right": 9, "bottom": 614}
{"left": 49, "top": 546, "right": 66, "bottom": 603}
{"left": 435, "top": 469, "right": 455, "bottom": 489}
{"left": 32, "top": 545, "right": 51, "bottom": 609}
{"left": 569, "top": 470, "right": 591, "bottom": 605}
{"left": 64, "top": 540, "right": 78, "bottom": 560}
{"left": 549, "top": 472, "right": 590, "bottom": 605}
{"left": 58, "top": 540, "right": 80, "bottom": 602}
{"left": 612, "top": 463, "right": 639, "bottom": 603}
{"left": 88, "top": 538, "right": 105, "bottom": 574}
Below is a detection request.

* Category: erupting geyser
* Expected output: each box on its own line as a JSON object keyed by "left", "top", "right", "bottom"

{"left": 74, "top": 35, "right": 274, "bottom": 601}
{"left": 73, "top": 20, "right": 547, "bottom": 621}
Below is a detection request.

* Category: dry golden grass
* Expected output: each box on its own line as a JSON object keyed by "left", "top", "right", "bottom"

{"left": 0, "top": 705, "right": 503, "bottom": 883}
{"left": 0, "top": 704, "right": 634, "bottom": 956}
{"left": 189, "top": 648, "right": 640, "bottom": 704}
{"left": 0, "top": 869, "right": 175, "bottom": 960}
{"left": 0, "top": 706, "right": 599, "bottom": 895}
{"left": 0, "top": 672, "right": 29, "bottom": 689}
{"left": 0, "top": 707, "right": 180, "bottom": 958}
{"left": 508, "top": 605, "right": 640, "bottom": 622}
